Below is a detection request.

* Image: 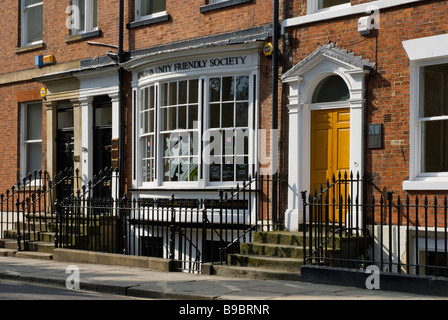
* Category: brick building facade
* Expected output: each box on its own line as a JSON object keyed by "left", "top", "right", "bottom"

{"left": 281, "top": 0, "right": 448, "bottom": 230}
{"left": 0, "top": 0, "right": 277, "bottom": 196}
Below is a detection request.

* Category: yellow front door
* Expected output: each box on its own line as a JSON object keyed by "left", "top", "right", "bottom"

{"left": 310, "top": 108, "right": 350, "bottom": 221}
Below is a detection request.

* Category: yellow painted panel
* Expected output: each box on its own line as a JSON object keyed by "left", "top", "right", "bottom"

{"left": 310, "top": 108, "right": 350, "bottom": 222}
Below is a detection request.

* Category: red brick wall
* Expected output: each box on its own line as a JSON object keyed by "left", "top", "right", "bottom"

{"left": 129, "top": 0, "right": 272, "bottom": 51}
{"left": 0, "top": 83, "right": 44, "bottom": 191}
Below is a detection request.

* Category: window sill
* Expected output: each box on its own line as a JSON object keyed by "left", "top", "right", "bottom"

{"left": 127, "top": 14, "right": 170, "bottom": 29}
{"left": 65, "top": 29, "right": 102, "bottom": 44}
{"left": 282, "top": 0, "right": 425, "bottom": 31}
{"left": 200, "top": 0, "right": 252, "bottom": 13}
{"left": 15, "top": 42, "right": 45, "bottom": 54}
{"left": 403, "top": 178, "right": 448, "bottom": 191}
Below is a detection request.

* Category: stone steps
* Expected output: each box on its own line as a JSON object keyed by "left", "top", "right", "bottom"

{"left": 212, "top": 229, "right": 348, "bottom": 281}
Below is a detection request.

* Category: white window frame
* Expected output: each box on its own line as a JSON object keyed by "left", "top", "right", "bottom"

{"left": 135, "top": 0, "right": 167, "bottom": 21}
{"left": 20, "top": 102, "right": 43, "bottom": 182}
{"left": 135, "top": 72, "right": 256, "bottom": 190}
{"left": 403, "top": 34, "right": 448, "bottom": 190}
{"left": 21, "top": 0, "right": 43, "bottom": 46}
{"left": 71, "top": 0, "right": 99, "bottom": 35}
{"left": 306, "top": 0, "right": 350, "bottom": 15}
{"left": 208, "top": 0, "right": 228, "bottom": 4}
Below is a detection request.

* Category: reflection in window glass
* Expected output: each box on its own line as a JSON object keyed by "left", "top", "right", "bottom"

{"left": 160, "top": 79, "right": 199, "bottom": 182}
{"left": 419, "top": 64, "right": 448, "bottom": 173}
{"left": 208, "top": 75, "right": 250, "bottom": 182}
{"left": 318, "top": 0, "right": 349, "bottom": 9}
{"left": 312, "top": 75, "right": 350, "bottom": 103}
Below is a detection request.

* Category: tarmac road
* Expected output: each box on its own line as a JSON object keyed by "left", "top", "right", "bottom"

{"left": 0, "top": 278, "right": 146, "bottom": 300}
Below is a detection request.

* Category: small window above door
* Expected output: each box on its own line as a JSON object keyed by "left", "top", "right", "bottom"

{"left": 312, "top": 75, "right": 350, "bottom": 103}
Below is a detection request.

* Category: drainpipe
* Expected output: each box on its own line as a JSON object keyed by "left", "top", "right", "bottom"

{"left": 272, "top": 0, "right": 279, "bottom": 226}
{"left": 118, "top": 0, "right": 125, "bottom": 196}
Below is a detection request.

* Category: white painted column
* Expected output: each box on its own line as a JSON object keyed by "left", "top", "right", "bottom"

{"left": 284, "top": 76, "right": 302, "bottom": 231}
{"left": 109, "top": 92, "right": 120, "bottom": 199}
{"left": 80, "top": 96, "right": 93, "bottom": 186}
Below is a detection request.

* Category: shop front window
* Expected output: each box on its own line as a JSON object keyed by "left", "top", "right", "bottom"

{"left": 137, "top": 73, "right": 253, "bottom": 187}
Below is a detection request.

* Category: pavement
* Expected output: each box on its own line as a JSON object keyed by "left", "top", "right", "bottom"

{"left": 0, "top": 256, "right": 446, "bottom": 301}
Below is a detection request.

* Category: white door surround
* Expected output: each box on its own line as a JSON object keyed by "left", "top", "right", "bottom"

{"left": 281, "top": 43, "right": 375, "bottom": 231}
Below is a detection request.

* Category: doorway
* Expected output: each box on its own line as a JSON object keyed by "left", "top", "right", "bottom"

{"left": 310, "top": 108, "right": 350, "bottom": 221}
{"left": 56, "top": 108, "right": 74, "bottom": 198}
{"left": 92, "top": 96, "right": 112, "bottom": 197}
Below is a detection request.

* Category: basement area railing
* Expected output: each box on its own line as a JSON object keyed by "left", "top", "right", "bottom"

{"left": 302, "top": 171, "right": 448, "bottom": 278}
{"left": 55, "top": 173, "right": 286, "bottom": 273}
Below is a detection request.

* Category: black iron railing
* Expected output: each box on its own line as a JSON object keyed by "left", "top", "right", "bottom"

{"left": 55, "top": 174, "right": 286, "bottom": 273}
{"left": 302, "top": 171, "right": 448, "bottom": 278}
{"left": 0, "top": 167, "right": 117, "bottom": 252}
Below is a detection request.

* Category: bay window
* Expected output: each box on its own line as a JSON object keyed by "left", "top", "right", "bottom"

{"left": 136, "top": 73, "right": 254, "bottom": 188}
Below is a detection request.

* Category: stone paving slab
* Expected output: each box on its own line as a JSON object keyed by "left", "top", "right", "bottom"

{"left": 0, "top": 256, "right": 445, "bottom": 301}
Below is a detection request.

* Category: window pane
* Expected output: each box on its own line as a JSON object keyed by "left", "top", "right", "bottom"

{"left": 57, "top": 109, "right": 73, "bottom": 130}
{"left": 209, "top": 78, "right": 221, "bottom": 102}
{"left": 149, "top": 110, "right": 154, "bottom": 132}
{"left": 421, "top": 120, "right": 448, "bottom": 173}
{"left": 221, "top": 103, "right": 234, "bottom": 127}
{"left": 95, "top": 107, "right": 112, "bottom": 127}
{"left": 142, "top": 87, "right": 149, "bottom": 110}
{"left": 141, "top": 0, "right": 165, "bottom": 16}
{"left": 25, "top": 0, "right": 41, "bottom": 6}
{"left": 222, "top": 77, "right": 234, "bottom": 101}
{"left": 235, "top": 102, "right": 248, "bottom": 127}
{"left": 160, "top": 107, "right": 168, "bottom": 131}
{"left": 209, "top": 158, "right": 221, "bottom": 181}
{"left": 178, "top": 81, "right": 188, "bottom": 105}
{"left": 26, "top": 5, "right": 43, "bottom": 43}
{"left": 318, "top": 0, "right": 349, "bottom": 9}
{"left": 222, "top": 162, "right": 234, "bottom": 181}
{"left": 92, "top": 0, "right": 98, "bottom": 28}
{"left": 189, "top": 80, "right": 199, "bottom": 103}
{"left": 169, "top": 82, "right": 177, "bottom": 106}
{"left": 190, "top": 157, "right": 198, "bottom": 181}
{"left": 179, "top": 158, "right": 189, "bottom": 182}
{"left": 179, "top": 133, "right": 189, "bottom": 156}
{"left": 420, "top": 64, "right": 448, "bottom": 118}
{"left": 78, "top": 0, "right": 86, "bottom": 31}
{"left": 27, "top": 103, "right": 42, "bottom": 140}
{"left": 312, "top": 75, "right": 350, "bottom": 103}
{"left": 161, "top": 83, "right": 168, "bottom": 106}
{"left": 188, "top": 105, "right": 198, "bottom": 129}
{"left": 178, "top": 105, "right": 187, "bottom": 129}
{"left": 236, "top": 156, "right": 248, "bottom": 181}
{"left": 149, "top": 86, "right": 155, "bottom": 109}
{"left": 209, "top": 104, "right": 220, "bottom": 128}
{"left": 168, "top": 107, "right": 176, "bottom": 130}
{"left": 236, "top": 76, "right": 249, "bottom": 101}
{"left": 26, "top": 143, "right": 42, "bottom": 173}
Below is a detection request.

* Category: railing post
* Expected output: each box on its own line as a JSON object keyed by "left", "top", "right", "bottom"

{"left": 202, "top": 199, "right": 207, "bottom": 264}
{"left": 301, "top": 191, "right": 307, "bottom": 265}
{"left": 387, "top": 191, "right": 394, "bottom": 272}
{"left": 54, "top": 199, "right": 60, "bottom": 249}
{"left": 169, "top": 194, "right": 175, "bottom": 261}
{"left": 219, "top": 190, "right": 224, "bottom": 265}
{"left": 15, "top": 200, "right": 21, "bottom": 252}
